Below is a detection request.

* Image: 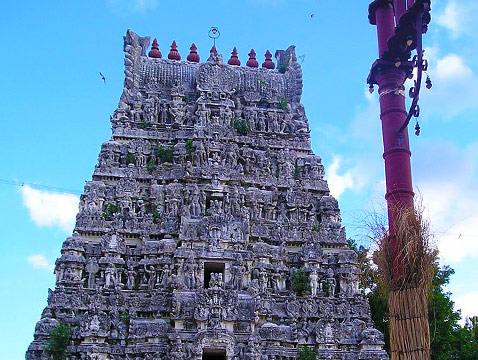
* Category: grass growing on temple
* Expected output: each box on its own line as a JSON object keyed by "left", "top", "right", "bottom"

{"left": 297, "top": 346, "right": 318, "bottom": 360}
{"left": 155, "top": 145, "right": 175, "bottom": 163}
{"left": 232, "top": 118, "right": 250, "bottom": 135}
{"left": 291, "top": 270, "right": 310, "bottom": 295}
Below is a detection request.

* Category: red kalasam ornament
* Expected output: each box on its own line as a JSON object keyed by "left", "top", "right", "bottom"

{"left": 148, "top": 38, "right": 162, "bottom": 58}
{"left": 246, "top": 49, "right": 259, "bottom": 68}
{"left": 168, "top": 40, "right": 181, "bottom": 61}
{"left": 228, "top": 47, "right": 241, "bottom": 66}
{"left": 262, "top": 50, "right": 275, "bottom": 69}
{"left": 187, "top": 43, "right": 200, "bottom": 63}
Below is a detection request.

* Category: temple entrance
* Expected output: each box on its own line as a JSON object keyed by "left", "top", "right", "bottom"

{"left": 204, "top": 262, "right": 225, "bottom": 288}
{"left": 202, "top": 348, "right": 226, "bottom": 360}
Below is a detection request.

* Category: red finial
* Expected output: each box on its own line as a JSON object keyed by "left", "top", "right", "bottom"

{"left": 187, "top": 43, "right": 200, "bottom": 62}
{"left": 210, "top": 45, "right": 218, "bottom": 55}
{"left": 262, "top": 49, "right": 275, "bottom": 69}
{"left": 246, "top": 48, "right": 258, "bottom": 68}
{"left": 228, "top": 47, "right": 241, "bottom": 66}
{"left": 168, "top": 40, "right": 181, "bottom": 61}
{"left": 148, "top": 38, "right": 162, "bottom": 58}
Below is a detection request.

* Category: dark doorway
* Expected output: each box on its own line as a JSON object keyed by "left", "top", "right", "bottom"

{"left": 202, "top": 348, "right": 226, "bottom": 360}
{"left": 204, "top": 262, "right": 225, "bottom": 288}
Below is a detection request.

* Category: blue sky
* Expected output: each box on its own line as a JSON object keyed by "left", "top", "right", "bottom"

{"left": 1, "top": 1, "right": 477, "bottom": 358}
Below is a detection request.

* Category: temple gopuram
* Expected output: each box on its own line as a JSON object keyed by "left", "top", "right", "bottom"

{"left": 27, "top": 30, "right": 388, "bottom": 360}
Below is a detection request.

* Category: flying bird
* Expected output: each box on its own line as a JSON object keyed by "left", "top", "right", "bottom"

{"left": 99, "top": 72, "right": 106, "bottom": 85}
{"left": 310, "top": 13, "right": 314, "bottom": 18}
{"left": 298, "top": 54, "right": 306, "bottom": 63}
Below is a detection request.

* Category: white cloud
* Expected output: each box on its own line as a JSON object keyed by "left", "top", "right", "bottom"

{"left": 436, "top": 0, "right": 478, "bottom": 38}
{"left": 454, "top": 292, "right": 478, "bottom": 324}
{"left": 423, "top": 45, "right": 439, "bottom": 65}
{"left": 414, "top": 140, "right": 478, "bottom": 262}
{"left": 20, "top": 185, "right": 79, "bottom": 232}
{"left": 319, "top": 87, "right": 384, "bottom": 203}
{"left": 27, "top": 254, "right": 54, "bottom": 272}
{"left": 421, "top": 52, "right": 478, "bottom": 118}
{"left": 436, "top": 1, "right": 462, "bottom": 38}
{"left": 107, "top": 0, "right": 158, "bottom": 13}
{"left": 326, "top": 156, "right": 355, "bottom": 199}
{"left": 435, "top": 54, "right": 472, "bottom": 80}
{"left": 348, "top": 88, "right": 381, "bottom": 143}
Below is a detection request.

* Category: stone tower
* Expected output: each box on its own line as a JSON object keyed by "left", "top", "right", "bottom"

{"left": 27, "top": 30, "right": 388, "bottom": 360}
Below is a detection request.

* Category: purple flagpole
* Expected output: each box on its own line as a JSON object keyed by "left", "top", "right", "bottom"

{"left": 367, "top": 1, "right": 433, "bottom": 358}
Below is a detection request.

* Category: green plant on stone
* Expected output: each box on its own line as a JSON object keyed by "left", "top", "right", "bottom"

{"left": 132, "top": 276, "right": 140, "bottom": 291}
{"left": 139, "top": 119, "right": 149, "bottom": 129}
{"left": 119, "top": 310, "right": 130, "bottom": 327}
{"left": 259, "top": 78, "right": 266, "bottom": 87}
{"left": 147, "top": 159, "right": 156, "bottom": 172}
{"left": 126, "top": 152, "right": 136, "bottom": 165}
{"left": 45, "top": 322, "right": 72, "bottom": 360}
{"left": 152, "top": 207, "right": 160, "bottom": 224}
{"left": 102, "top": 203, "right": 120, "bottom": 221}
{"left": 312, "top": 224, "right": 318, "bottom": 232}
{"left": 294, "top": 165, "right": 302, "bottom": 178}
{"left": 322, "top": 281, "right": 330, "bottom": 297}
{"left": 278, "top": 64, "right": 288, "bottom": 73}
{"left": 291, "top": 270, "right": 310, "bottom": 295}
{"left": 185, "top": 139, "right": 195, "bottom": 154}
{"left": 232, "top": 118, "right": 251, "bottom": 136}
{"left": 182, "top": 95, "right": 191, "bottom": 103}
{"left": 155, "top": 145, "right": 175, "bottom": 163}
{"left": 297, "top": 346, "right": 318, "bottom": 360}
{"left": 277, "top": 97, "right": 288, "bottom": 110}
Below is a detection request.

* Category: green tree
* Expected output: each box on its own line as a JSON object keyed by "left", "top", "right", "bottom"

{"left": 347, "top": 239, "right": 390, "bottom": 353}
{"left": 428, "top": 265, "right": 462, "bottom": 359}
{"left": 348, "top": 239, "right": 478, "bottom": 359}
{"left": 45, "top": 322, "right": 72, "bottom": 360}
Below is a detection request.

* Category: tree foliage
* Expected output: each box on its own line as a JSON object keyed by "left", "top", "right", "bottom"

{"left": 185, "top": 139, "right": 195, "bottom": 154}
{"left": 232, "top": 118, "right": 250, "bottom": 135}
{"left": 348, "top": 239, "right": 478, "bottom": 359}
{"left": 297, "top": 346, "right": 317, "bottom": 360}
{"left": 291, "top": 270, "right": 310, "bottom": 295}
{"left": 45, "top": 322, "right": 72, "bottom": 360}
{"left": 155, "top": 145, "right": 175, "bottom": 163}
{"left": 102, "top": 202, "right": 120, "bottom": 221}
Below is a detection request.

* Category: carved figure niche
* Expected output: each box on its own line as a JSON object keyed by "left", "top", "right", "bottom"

{"left": 204, "top": 262, "right": 225, "bottom": 288}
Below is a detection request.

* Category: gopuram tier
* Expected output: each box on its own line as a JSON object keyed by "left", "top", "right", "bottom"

{"left": 27, "top": 30, "right": 388, "bottom": 360}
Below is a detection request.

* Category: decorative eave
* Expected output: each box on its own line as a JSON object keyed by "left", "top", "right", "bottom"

{"left": 369, "top": 0, "right": 432, "bottom": 62}
{"left": 367, "top": 59, "right": 414, "bottom": 86}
